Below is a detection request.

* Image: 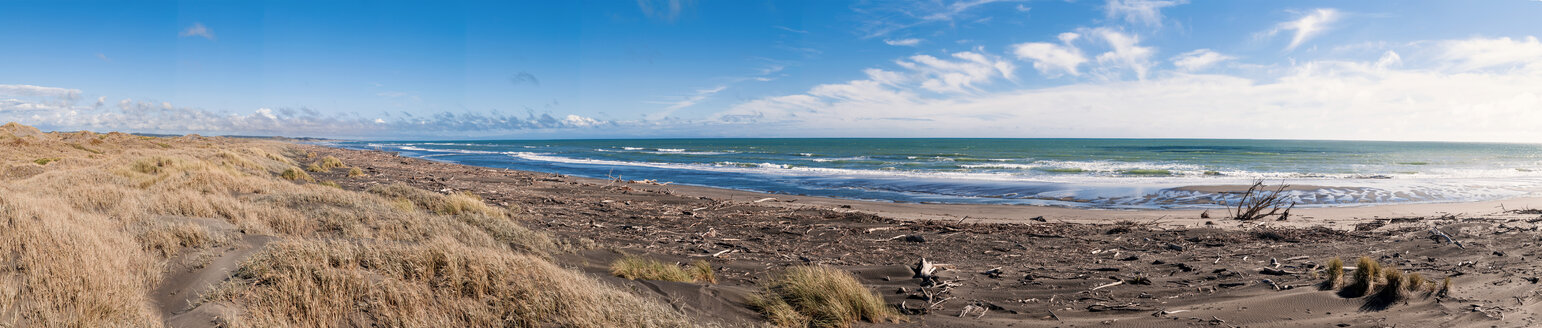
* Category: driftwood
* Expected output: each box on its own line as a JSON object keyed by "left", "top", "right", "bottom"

{"left": 1091, "top": 280, "right": 1124, "bottom": 291}
{"left": 1430, "top": 227, "right": 1465, "bottom": 249}
{"left": 1230, "top": 180, "right": 1296, "bottom": 221}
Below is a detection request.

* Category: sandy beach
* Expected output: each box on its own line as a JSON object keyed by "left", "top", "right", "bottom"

{"left": 303, "top": 142, "right": 1542, "bottom": 327}
{"left": 4, "top": 124, "right": 1541, "bottom": 327}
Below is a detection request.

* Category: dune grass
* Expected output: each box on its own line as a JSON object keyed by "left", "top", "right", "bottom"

{"left": 1339, "top": 256, "right": 1381, "bottom": 298}
{"left": 0, "top": 124, "right": 687, "bottom": 327}
{"left": 747, "top": 265, "right": 902, "bottom": 328}
{"left": 318, "top": 156, "right": 346, "bottom": 170}
{"left": 610, "top": 255, "right": 715, "bottom": 283}
{"left": 1319, "top": 257, "right": 1344, "bottom": 290}
{"left": 347, "top": 166, "right": 365, "bottom": 177}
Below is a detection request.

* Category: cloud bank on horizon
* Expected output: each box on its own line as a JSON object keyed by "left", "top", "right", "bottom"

{"left": 2, "top": 0, "right": 1541, "bottom": 142}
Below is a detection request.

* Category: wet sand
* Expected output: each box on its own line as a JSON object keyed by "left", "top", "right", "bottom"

{"left": 306, "top": 143, "right": 1542, "bottom": 327}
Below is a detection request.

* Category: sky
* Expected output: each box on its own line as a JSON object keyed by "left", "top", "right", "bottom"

{"left": 2, "top": 0, "right": 1541, "bottom": 142}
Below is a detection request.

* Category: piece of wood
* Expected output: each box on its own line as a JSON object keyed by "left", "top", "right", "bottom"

{"left": 1430, "top": 227, "right": 1465, "bottom": 249}
{"left": 1091, "top": 280, "right": 1124, "bottom": 291}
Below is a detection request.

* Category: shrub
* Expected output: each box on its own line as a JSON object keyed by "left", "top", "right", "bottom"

{"left": 747, "top": 265, "right": 902, "bottom": 328}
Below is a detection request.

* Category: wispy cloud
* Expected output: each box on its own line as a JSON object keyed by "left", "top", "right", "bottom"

{"left": 179, "top": 22, "right": 216, "bottom": 40}
{"left": 772, "top": 25, "right": 808, "bottom": 34}
{"left": 1104, "top": 0, "right": 1187, "bottom": 27}
{"left": 707, "top": 36, "right": 1542, "bottom": 142}
{"left": 1265, "top": 9, "right": 1340, "bottom": 51}
{"left": 636, "top": 0, "right": 692, "bottom": 22}
{"left": 0, "top": 86, "right": 612, "bottom": 137}
{"left": 509, "top": 71, "right": 540, "bottom": 86}
{"left": 853, "top": 0, "right": 1018, "bottom": 38}
{"left": 884, "top": 38, "right": 923, "bottom": 46}
{"left": 895, "top": 50, "right": 1016, "bottom": 93}
{"left": 1012, "top": 33, "right": 1087, "bottom": 77}
{"left": 1090, "top": 28, "right": 1155, "bottom": 80}
{"left": 1170, "top": 49, "right": 1235, "bottom": 71}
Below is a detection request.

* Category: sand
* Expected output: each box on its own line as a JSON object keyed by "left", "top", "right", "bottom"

{"left": 305, "top": 143, "right": 1542, "bottom": 327}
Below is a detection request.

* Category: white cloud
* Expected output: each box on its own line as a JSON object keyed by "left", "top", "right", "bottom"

{"left": 0, "top": 84, "right": 81, "bottom": 112}
{"left": 1266, "top": 9, "right": 1340, "bottom": 51}
{"left": 707, "top": 36, "right": 1542, "bottom": 143}
{"left": 1435, "top": 36, "right": 1542, "bottom": 72}
{"left": 1171, "top": 49, "right": 1235, "bottom": 71}
{"left": 884, "top": 38, "right": 923, "bottom": 46}
{"left": 1105, "top": 0, "right": 1187, "bottom": 27}
{"left": 895, "top": 50, "right": 1015, "bottom": 93}
{"left": 1091, "top": 29, "right": 1155, "bottom": 80}
{"left": 854, "top": 0, "right": 1017, "bottom": 38}
{"left": 1012, "top": 33, "right": 1087, "bottom": 77}
{"left": 179, "top": 22, "right": 216, "bottom": 40}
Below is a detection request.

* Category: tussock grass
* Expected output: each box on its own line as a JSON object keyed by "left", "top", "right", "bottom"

{"left": 318, "top": 180, "right": 341, "bottom": 189}
{"left": 318, "top": 155, "right": 345, "bottom": 170}
{"left": 1339, "top": 257, "right": 1380, "bottom": 298}
{"left": 1370, "top": 268, "right": 1406, "bottom": 304}
{"left": 304, "top": 162, "right": 325, "bottom": 172}
{"left": 1319, "top": 257, "right": 1344, "bottom": 290}
{"left": 1407, "top": 273, "right": 1428, "bottom": 293}
{"left": 1437, "top": 277, "right": 1453, "bottom": 297}
{"left": 280, "top": 167, "right": 314, "bottom": 182}
{"left": 610, "top": 255, "right": 715, "bottom": 283}
{"left": 347, "top": 166, "right": 365, "bottom": 177}
{"left": 0, "top": 124, "right": 685, "bottom": 327}
{"left": 747, "top": 265, "right": 902, "bottom": 328}
{"left": 366, "top": 183, "right": 507, "bottom": 217}
{"left": 213, "top": 239, "right": 688, "bottom": 327}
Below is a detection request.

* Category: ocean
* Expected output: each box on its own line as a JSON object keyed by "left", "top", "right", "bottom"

{"left": 334, "top": 138, "right": 1542, "bottom": 209}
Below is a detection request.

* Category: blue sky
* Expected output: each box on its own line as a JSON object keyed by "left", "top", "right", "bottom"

{"left": 2, "top": 0, "right": 1541, "bottom": 141}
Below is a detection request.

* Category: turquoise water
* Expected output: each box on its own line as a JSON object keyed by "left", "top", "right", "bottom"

{"left": 336, "top": 139, "right": 1542, "bottom": 209}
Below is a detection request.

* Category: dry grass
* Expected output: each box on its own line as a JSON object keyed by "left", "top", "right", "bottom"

{"left": 347, "top": 167, "right": 365, "bottom": 177}
{"left": 1437, "top": 277, "right": 1453, "bottom": 297}
{"left": 0, "top": 124, "right": 686, "bottom": 327}
{"left": 747, "top": 265, "right": 902, "bottom": 328}
{"left": 1339, "top": 257, "right": 1380, "bottom": 298}
{"left": 1319, "top": 257, "right": 1344, "bottom": 290}
{"left": 212, "top": 239, "right": 688, "bottom": 327}
{"left": 304, "top": 162, "right": 325, "bottom": 172}
{"left": 318, "top": 156, "right": 345, "bottom": 170}
{"left": 610, "top": 255, "right": 715, "bottom": 283}
{"left": 280, "top": 167, "right": 314, "bottom": 182}
{"left": 32, "top": 157, "right": 59, "bottom": 165}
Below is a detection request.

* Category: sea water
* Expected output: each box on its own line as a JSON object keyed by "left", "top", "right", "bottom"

{"left": 334, "top": 139, "right": 1542, "bottom": 209}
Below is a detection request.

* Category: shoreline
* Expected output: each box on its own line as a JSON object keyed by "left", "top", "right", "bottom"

{"left": 300, "top": 141, "right": 1542, "bottom": 327}
{"left": 348, "top": 145, "right": 1542, "bottom": 230}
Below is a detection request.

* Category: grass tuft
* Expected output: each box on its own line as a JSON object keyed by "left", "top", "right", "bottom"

{"left": 1320, "top": 257, "right": 1344, "bottom": 290}
{"left": 280, "top": 167, "right": 315, "bottom": 182}
{"left": 1339, "top": 256, "right": 1380, "bottom": 298}
{"left": 319, "top": 180, "right": 341, "bottom": 189}
{"left": 318, "top": 156, "right": 346, "bottom": 170}
{"left": 34, "top": 157, "right": 60, "bottom": 165}
{"left": 347, "top": 167, "right": 365, "bottom": 177}
{"left": 609, "top": 255, "right": 714, "bottom": 283}
{"left": 1437, "top": 276, "right": 1453, "bottom": 297}
{"left": 747, "top": 265, "right": 902, "bottom": 328}
{"left": 304, "top": 162, "right": 325, "bottom": 172}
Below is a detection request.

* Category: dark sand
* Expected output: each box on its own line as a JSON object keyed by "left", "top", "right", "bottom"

{"left": 303, "top": 144, "right": 1542, "bottom": 327}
